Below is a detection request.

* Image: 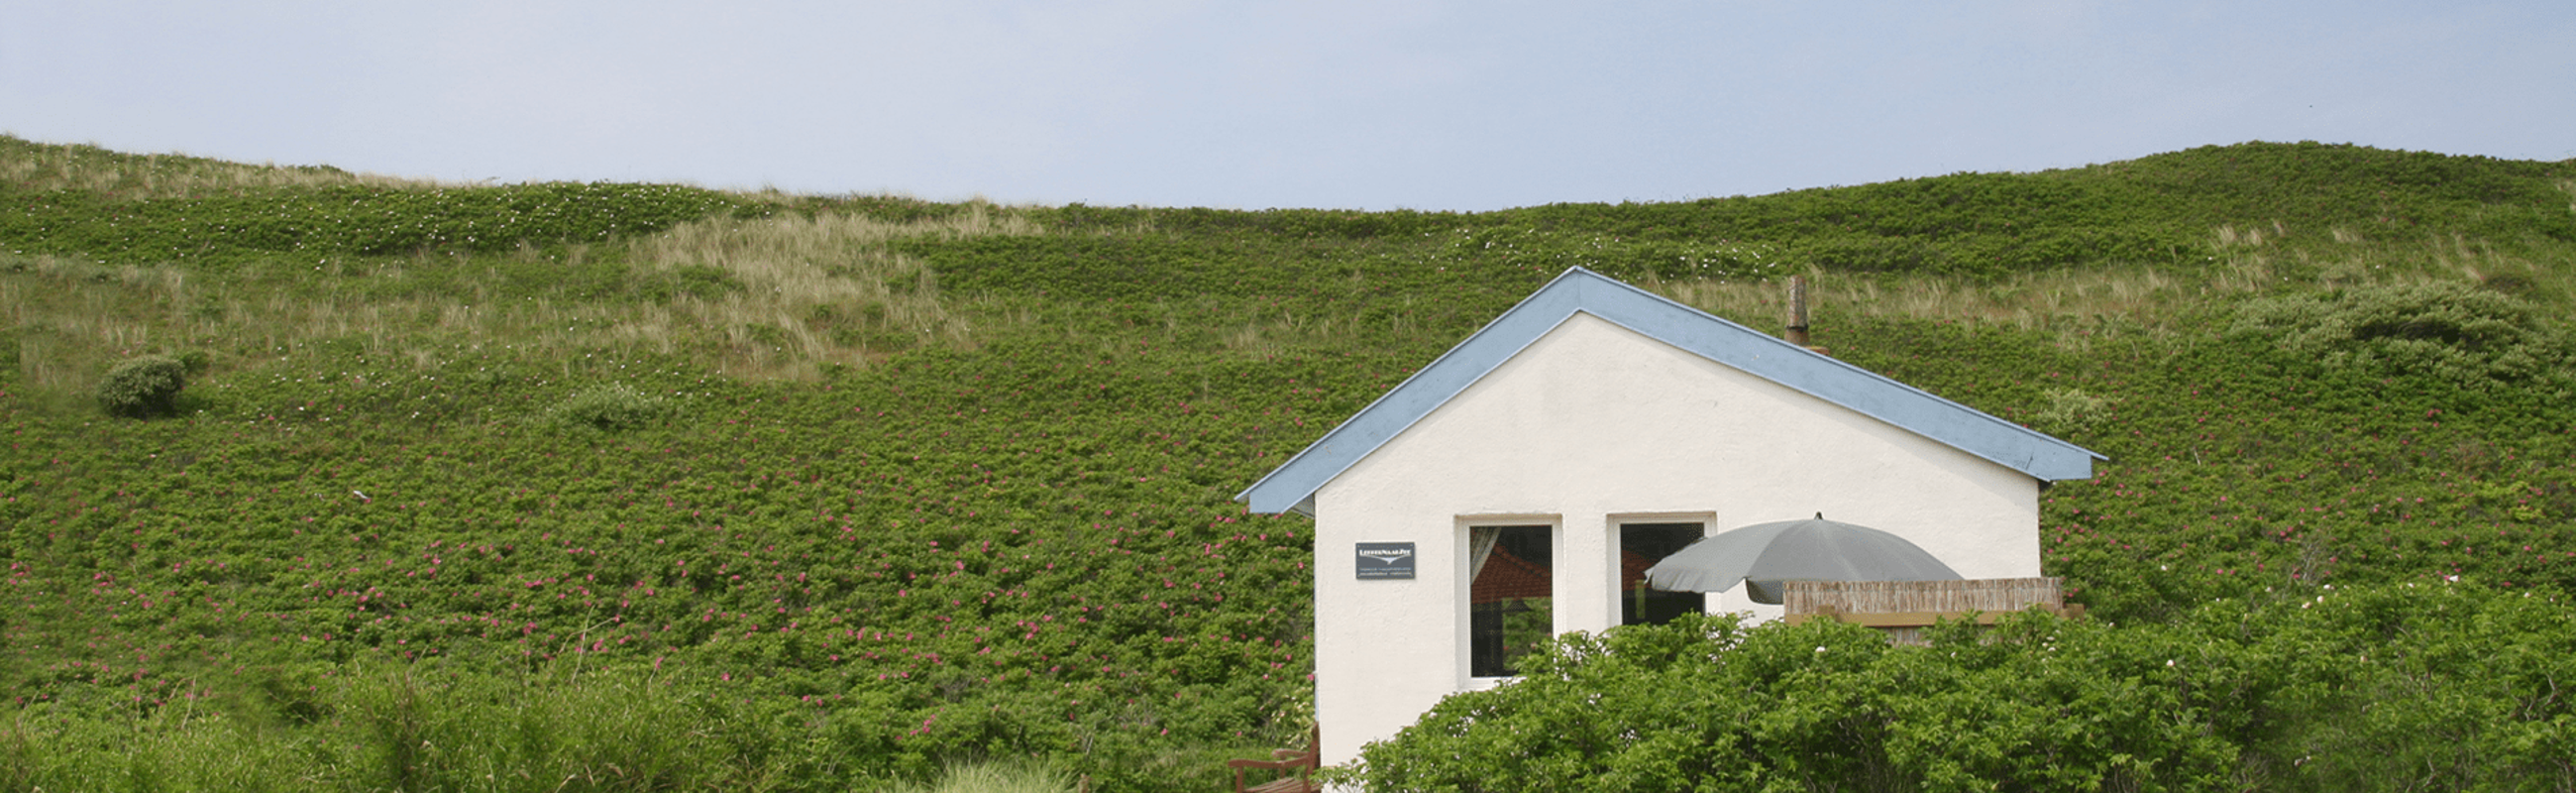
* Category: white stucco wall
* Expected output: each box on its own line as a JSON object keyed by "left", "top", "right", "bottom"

{"left": 1309, "top": 312, "right": 2041, "bottom": 766}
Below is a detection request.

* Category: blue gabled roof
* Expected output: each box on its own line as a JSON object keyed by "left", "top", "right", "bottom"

{"left": 1235, "top": 267, "right": 2103, "bottom": 515}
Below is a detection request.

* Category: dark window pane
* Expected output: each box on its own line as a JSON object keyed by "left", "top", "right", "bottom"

{"left": 1621, "top": 522, "right": 1707, "bottom": 626}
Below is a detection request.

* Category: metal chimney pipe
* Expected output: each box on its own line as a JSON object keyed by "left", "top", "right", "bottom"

{"left": 1784, "top": 276, "right": 1811, "bottom": 347}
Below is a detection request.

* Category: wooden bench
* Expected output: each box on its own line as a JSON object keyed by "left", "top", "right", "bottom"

{"left": 1226, "top": 727, "right": 1320, "bottom": 793}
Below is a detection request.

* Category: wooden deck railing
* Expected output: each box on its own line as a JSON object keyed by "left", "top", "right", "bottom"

{"left": 1781, "top": 578, "right": 2081, "bottom": 644}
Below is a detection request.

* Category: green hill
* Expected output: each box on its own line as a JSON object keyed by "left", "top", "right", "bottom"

{"left": 5, "top": 135, "right": 2574, "bottom": 791}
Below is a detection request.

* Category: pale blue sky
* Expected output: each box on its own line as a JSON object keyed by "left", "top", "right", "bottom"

{"left": 5, "top": 1, "right": 2570, "bottom": 210}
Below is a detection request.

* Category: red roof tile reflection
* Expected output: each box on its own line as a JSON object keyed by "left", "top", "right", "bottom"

{"left": 1621, "top": 550, "right": 1656, "bottom": 591}
{"left": 1470, "top": 547, "right": 1551, "bottom": 604}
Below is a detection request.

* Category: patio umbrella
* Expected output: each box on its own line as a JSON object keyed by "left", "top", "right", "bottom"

{"left": 1643, "top": 514, "right": 1961, "bottom": 605}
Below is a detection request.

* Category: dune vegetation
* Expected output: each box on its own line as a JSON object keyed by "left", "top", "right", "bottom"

{"left": 5, "top": 134, "right": 2575, "bottom": 791}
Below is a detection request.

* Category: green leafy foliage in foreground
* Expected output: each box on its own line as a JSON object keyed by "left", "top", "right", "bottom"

{"left": 1, "top": 665, "right": 1095, "bottom": 793}
{"left": 1354, "top": 584, "right": 2576, "bottom": 793}
{"left": 5, "top": 136, "right": 2576, "bottom": 790}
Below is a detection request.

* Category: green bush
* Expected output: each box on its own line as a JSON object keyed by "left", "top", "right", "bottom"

{"left": 1351, "top": 613, "right": 2235, "bottom": 793}
{"left": 2230, "top": 282, "right": 2572, "bottom": 388}
{"left": 546, "top": 384, "right": 676, "bottom": 431}
{"left": 1354, "top": 586, "right": 2576, "bottom": 793}
{"left": 0, "top": 667, "right": 788, "bottom": 793}
{"left": 95, "top": 354, "right": 187, "bottom": 417}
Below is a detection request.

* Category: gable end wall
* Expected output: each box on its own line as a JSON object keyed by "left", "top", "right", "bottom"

{"left": 1309, "top": 313, "right": 2042, "bottom": 764}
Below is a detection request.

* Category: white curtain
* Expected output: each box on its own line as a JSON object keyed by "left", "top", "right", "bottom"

{"left": 1467, "top": 526, "right": 1501, "bottom": 583}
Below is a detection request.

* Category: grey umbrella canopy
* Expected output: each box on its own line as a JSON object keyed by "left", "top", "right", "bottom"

{"left": 1643, "top": 515, "right": 1962, "bottom": 605}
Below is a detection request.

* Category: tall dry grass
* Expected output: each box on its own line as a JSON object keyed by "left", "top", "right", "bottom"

{"left": 1656, "top": 224, "right": 2572, "bottom": 354}
{"left": 11, "top": 201, "right": 2564, "bottom": 397}
{"left": 627, "top": 203, "right": 1039, "bottom": 378}
{"left": 0, "top": 203, "right": 1046, "bottom": 394}
{"left": 874, "top": 760, "right": 1078, "bottom": 793}
{"left": 1662, "top": 263, "right": 2246, "bottom": 345}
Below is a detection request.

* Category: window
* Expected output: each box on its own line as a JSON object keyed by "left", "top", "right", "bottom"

{"left": 1466, "top": 524, "right": 1552, "bottom": 677}
{"left": 1619, "top": 522, "right": 1707, "bottom": 626}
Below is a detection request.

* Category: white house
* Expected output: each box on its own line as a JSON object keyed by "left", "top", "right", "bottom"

{"left": 1236, "top": 267, "right": 2100, "bottom": 766}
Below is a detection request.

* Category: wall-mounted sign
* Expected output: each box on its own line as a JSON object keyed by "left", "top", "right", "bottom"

{"left": 1355, "top": 542, "right": 1416, "bottom": 579}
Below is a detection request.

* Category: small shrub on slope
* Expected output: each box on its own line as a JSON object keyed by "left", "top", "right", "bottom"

{"left": 95, "top": 354, "right": 186, "bottom": 417}
{"left": 2230, "top": 282, "right": 2572, "bottom": 389}
{"left": 546, "top": 383, "right": 675, "bottom": 431}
